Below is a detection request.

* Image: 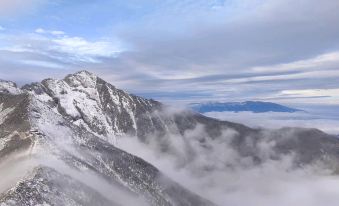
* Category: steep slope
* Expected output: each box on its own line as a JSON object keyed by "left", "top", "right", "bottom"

{"left": 22, "top": 71, "right": 166, "bottom": 142}
{"left": 0, "top": 80, "right": 21, "bottom": 95}
{"left": 0, "top": 167, "right": 119, "bottom": 206}
{"left": 1, "top": 71, "right": 339, "bottom": 206}
{"left": 18, "top": 71, "right": 339, "bottom": 167}
{"left": 0, "top": 76, "right": 214, "bottom": 206}
{"left": 0, "top": 93, "right": 32, "bottom": 158}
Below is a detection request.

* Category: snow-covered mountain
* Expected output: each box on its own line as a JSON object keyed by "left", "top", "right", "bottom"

{"left": 1, "top": 71, "right": 339, "bottom": 206}
{"left": 0, "top": 71, "right": 214, "bottom": 206}
{"left": 190, "top": 101, "right": 302, "bottom": 113}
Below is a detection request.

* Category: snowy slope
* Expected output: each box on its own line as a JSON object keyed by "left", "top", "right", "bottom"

{"left": 0, "top": 167, "right": 119, "bottom": 206}
{"left": 0, "top": 72, "right": 215, "bottom": 206}
{"left": 0, "top": 80, "right": 22, "bottom": 95}
{"left": 1, "top": 71, "right": 339, "bottom": 206}
{"left": 22, "top": 71, "right": 167, "bottom": 143}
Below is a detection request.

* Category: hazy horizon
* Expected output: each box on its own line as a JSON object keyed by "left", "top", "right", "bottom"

{"left": 0, "top": 0, "right": 338, "bottom": 106}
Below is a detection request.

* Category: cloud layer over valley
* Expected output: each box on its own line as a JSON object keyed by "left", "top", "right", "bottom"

{"left": 117, "top": 122, "right": 339, "bottom": 206}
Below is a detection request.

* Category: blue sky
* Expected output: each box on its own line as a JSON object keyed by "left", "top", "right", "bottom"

{"left": 0, "top": 0, "right": 339, "bottom": 105}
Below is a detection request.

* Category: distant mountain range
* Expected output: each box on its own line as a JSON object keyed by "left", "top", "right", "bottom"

{"left": 1, "top": 71, "right": 336, "bottom": 206}
{"left": 189, "top": 101, "right": 303, "bottom": 113}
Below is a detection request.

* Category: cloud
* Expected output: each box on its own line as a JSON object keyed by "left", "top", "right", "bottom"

{"left": 204, "top": 110, "right": 339, "bottom": 135}
{"left": 0, "top": 30, "right": 123, "bottom": 80}
{"left": 50, "top": 30, "right": 65, "bottom": 35}
{"left": 116, "top": 108, "right": 339, "bottom": 205}
{"left": 52, "top": 36, "right": 120, "bottom": 62}
{"left": 281, "top": 88, "right": 339, "bottom": 98}
{"left": 0, "top": 0, "right": 339, "bottom": 105}
{"left": 35, "top": 28, "right": 45, "bottom": 33}
{"left": 35, "top": 28, "right": 65, "bottom": 36}
{"left": 92, "top": 0, "right": 339, "bottom": 103}
{"left": 252, "top": 52, "right": 339, "bottom": 73}
{"left": 0, "top": 151, "right": 38, "bottom": 195}
{"left": 270, "top": 89, "right": 339, "bottom": 104}
{"left": 20, "top": 59, "right": 64, "bottom": 69}
{"left": 0, "top": 0, "right": 44, "bottom": 16}
{"left": 0, "top": 30, "right": 124, "bottom": 84}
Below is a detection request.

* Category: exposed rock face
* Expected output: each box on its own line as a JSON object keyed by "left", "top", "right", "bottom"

{"left": 23, "top": 71, "right": 165, "bottom": 142}
{"left": 0, "top": 71, "right": 215, "bottom": 206}
{"left": 0, "top": 167, "right": 119, "bottom": 206}
{"left": 1, "top": 71, "right": 339, "bottom": 206}
{"left": 0, "top": 80, "right": 22, "bottom": 95}
{"left": 0, "top": 94, "right": 32, "bottom": 158}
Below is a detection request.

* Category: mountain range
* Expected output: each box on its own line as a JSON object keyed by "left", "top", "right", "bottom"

{"left": 0, "top": 71, "right": 338, "bottom": 206}
{"left": 189, "top": 101, "right": 303, "bottom": 113}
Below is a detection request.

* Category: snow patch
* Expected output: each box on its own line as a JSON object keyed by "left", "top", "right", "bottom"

{"left": 0, "top": 103, "right": 15, "bottom": 125}
{"left": 0, "top": 81, "right": 21, "bottom": 95}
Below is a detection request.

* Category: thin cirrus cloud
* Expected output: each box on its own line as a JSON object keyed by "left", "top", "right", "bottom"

{"left": 0, "top": 29, "right": 123, "bottom": 65}
{"left": 52, "top": 37, "right": 121, "bottom": 62}
{"left": 0, "top": 0, "right": 338, "bottom": 105}
{"left": 278, "top": 89, "right": 339, "bottom": 104}
{"left": 0, "top": 28, "right": 124, "bottom": 84}
{"left": 35, "top": 28, "right": 65, "bottom": 36}
{"left": 251, "top": 52, "right": 339, "bottom": 73}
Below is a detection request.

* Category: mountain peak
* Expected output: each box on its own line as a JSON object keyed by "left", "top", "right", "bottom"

{"left": 64, "top": 70, "right": 98, "bottom": 88}
{"left": 0, "top": 79, "right": 21, "bottom": 95}
{"left": 73, "top": 70, "right": 96, "bottom": 77}
{"left": 1, "top": 71, "right": 339, "bottom": 206}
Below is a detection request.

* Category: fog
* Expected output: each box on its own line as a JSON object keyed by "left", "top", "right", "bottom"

{"left": 204, "top": 111, "right": 339, "bottom": 135}
{"left": 117, "top": 120, "right": 339, "bottom": 206}
{"left": 0, "top": 150, "right": 38, "bottom": 195}
{"left": 36, "top": 122, "right": 150, "bottom": 206}
{"left": 2, "top": 98, "right": 339, "bottom": 205}
{"left": 0, "top": 147, "right": 148, "bottom": 206}
{"left": 38, "top": 154, "right": 149, "bottom": 206}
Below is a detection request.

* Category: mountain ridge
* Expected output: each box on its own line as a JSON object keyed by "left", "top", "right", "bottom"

{"left": 0, "top": 71, "right": 215, "bottom": 206}
{"left": 190, "top": 101, "right": 303, "bottom": 113}
{"left": 1, "top": 70, "right": 339, "bottom": 206}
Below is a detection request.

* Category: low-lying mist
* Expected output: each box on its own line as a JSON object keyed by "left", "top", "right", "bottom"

{"left": 117, "top": 122, "right": 339, "bottom": 206}
{"left": 0, "top": 151, "right": 38, "bottom": 195}
{"left": 204, "top": 111, "right": 339, "bottom": 135}
{"left": 39, "top": 154, "right": 149, "bottom": 206}
{"left": 0, "top": 149, "right": 148, "bottom": 206}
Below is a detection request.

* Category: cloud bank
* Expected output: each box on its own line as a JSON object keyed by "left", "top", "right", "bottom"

{"left": 0, "top": 0, "right": 339, "bottom": 104}
{"left": 117, "top": 123, "right": 339, "bottom": 206}
{"left": 203, "top": 109, "right": 339, "bottom": 135}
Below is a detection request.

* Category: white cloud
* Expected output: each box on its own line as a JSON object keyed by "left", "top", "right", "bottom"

{"left": 1, "top": 31, "right": 123, "bottom": 65}
{"left": 215, "top": 51, "right": 339, "bottom": 87}
{"left": 222, "top": 69, "right": 339, "bottom": 85}
{"left": 275, "top": 89, "right": 339, "bottom": 104}
{"left": 204, "top": 110, "right": 339, "bottom": 134}
{"left": 281, "top": 88, "right": 339, "bottom": 97}
{"left": 1, "top": 0, "right": 339, "bottom": 105}
{"left": 20, "top": 60, "right": 64, "bottom": 69}
{"left": 50, "top": 30, "right": 65, "bottom": 36}
{"left": 52, "top": 36, "right": 119, "bottom": 61}
{"left": 35, "top": 28, "right": 65, "bottom": 36}
{"left": 252, "top": 52, "right": 339, "bottom": 73}
{"left": 35, "top": 28, "right": 45, "bottom": 34}
{"left": 116, "top": 108, "right": 339, "bottom": 205}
